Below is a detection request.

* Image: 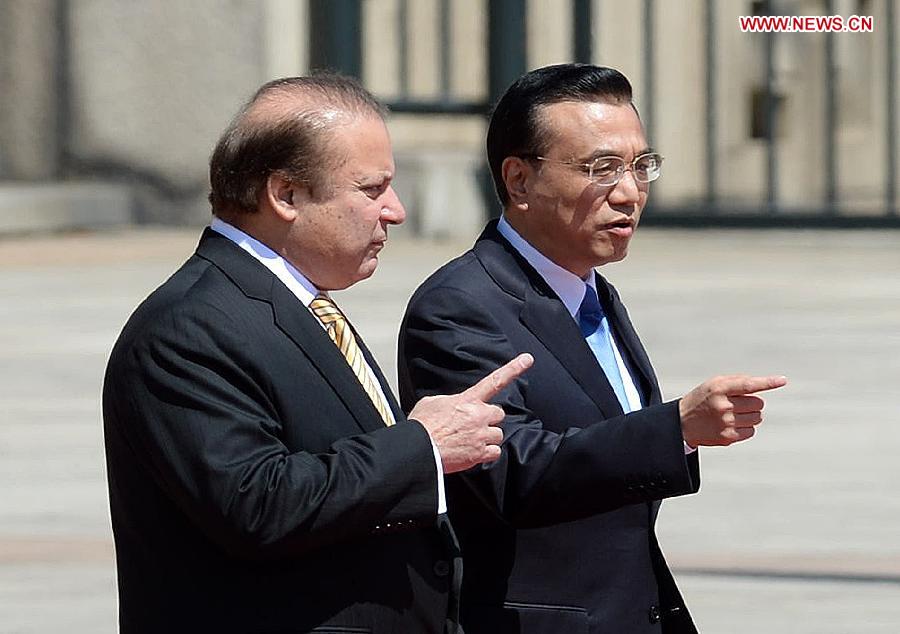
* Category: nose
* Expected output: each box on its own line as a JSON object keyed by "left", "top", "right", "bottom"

{"left": 605, "top": 168, "right": 642, "bottom": 208}
{"left": 379, "top": 186, "right": 406, "bottom": 225}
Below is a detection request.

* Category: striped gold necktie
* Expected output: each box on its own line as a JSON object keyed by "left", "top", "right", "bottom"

{"left": 309, "top": 294, "right": 394, "bottom": 426}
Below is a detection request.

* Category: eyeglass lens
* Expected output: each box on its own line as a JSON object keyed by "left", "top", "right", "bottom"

{"left": 591, "top": 154, "right": 661, "bottom": 184}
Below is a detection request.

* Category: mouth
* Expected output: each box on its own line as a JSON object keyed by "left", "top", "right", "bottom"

{"left": 602, "top": 218, "right": 635, "bottom": 236}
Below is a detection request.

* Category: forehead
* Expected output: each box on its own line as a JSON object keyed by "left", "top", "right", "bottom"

{"left": 328, "top": 115, "right": 395, "bottom": 176}
{"left": 537, "top": 100, "right": 647, "bottom": 158}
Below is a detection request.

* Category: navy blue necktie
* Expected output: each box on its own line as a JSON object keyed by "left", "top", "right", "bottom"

{"left": 578, "top": 284, "right": 630, "bottom": 412}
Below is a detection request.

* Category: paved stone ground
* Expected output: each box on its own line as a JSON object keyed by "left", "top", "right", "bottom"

{"left": 1, "top": 226, "right": 898, "bottom": 633}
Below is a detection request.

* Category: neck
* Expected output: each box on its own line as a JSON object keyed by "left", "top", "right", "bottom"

{"left": 218, "top": 213, "right": 289, "bottom": 256}
{"left": 502, "top": 211, "right": 592, "bottom": 278}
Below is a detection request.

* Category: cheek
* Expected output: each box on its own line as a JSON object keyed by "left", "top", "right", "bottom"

{"left": 634, "top": 191, "right": 649, "bottom": 219}
{"left": 343, "top": 205, "right": 384, "bottom": 257}
{"left": 574, "top": 183, "right": 610, "bottom": 217}
{"left": 353, "top": 202, "right": 383, "bottom": 228}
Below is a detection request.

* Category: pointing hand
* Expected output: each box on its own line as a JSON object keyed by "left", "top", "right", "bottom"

{"left": 679, "top": 374, "right": 788, "bottom": 447}
{"left": 409, "top": 353, "right": 534, "bottom": 473}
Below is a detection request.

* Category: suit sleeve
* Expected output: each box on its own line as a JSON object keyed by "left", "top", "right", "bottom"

{"left": 399, "top": 284, "right": 699, "bottom": 529}
{"left": 104, "top": 300, "right": 438, "bottom": 560}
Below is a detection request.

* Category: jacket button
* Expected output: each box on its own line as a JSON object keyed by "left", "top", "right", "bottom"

{"left": 433, "top": 560, "right": 450, "bottom": 577}
{"left": 648, "top": 605, "right": 660, "bottom": 624}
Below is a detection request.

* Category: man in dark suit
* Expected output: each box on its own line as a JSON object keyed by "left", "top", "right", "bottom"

{"left": 103, "top": 74, "right": 531, "bottom": 634}
{"left": 399, "top": 64, "right": 786, "bottom": 633}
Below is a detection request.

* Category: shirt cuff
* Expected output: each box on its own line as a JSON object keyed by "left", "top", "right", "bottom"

{"left": 427, "top": 431, "right": 447, "bottom": 514}
{"left": 684, "top": 441, "right": 697, "bottom": 455}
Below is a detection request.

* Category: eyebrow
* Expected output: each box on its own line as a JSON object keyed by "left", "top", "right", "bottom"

{"left": 580, "top": 146, "right": 656, "bottom": 163}
{"left": 354, "top": 171, "right": 393, "bottom": 186}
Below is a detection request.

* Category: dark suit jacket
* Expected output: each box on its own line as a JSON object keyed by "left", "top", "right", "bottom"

{"left": 398, "top": 221, "right": 700, "bottom": 634}
{"left": 103, "top": 229, "right": 461, "bottom": 634}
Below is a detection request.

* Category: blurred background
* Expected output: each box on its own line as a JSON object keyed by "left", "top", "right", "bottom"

{"left": 1, "top": 0, "right": 896, "bottom": 233}
{"left": 0, "top": 0, "right": 898, "bottom": 632}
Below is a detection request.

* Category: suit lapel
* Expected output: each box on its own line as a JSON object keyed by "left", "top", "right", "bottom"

{"left": 474, "top": 222, "right": 624, "bottom": 419}
{"left": 270, "top": 285, "right": 387, "bottom": 433}
{"left": 519, "top": 289, "right": 623, "bottom": 418}
{"left": 195, "top": 229, "right": 386, "bottom": 433}
{"left": 595, "top": 273, "right": 660, "bottom": 405}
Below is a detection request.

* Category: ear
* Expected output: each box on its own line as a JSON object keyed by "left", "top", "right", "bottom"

{"left": 501, "top": 156, "right": 530, "bottom": 211}
{"left": 264, "top": 173, "right": 300, "bottom": 222}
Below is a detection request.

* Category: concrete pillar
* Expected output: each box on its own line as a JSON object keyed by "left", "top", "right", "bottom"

{"left": 0, "top": 0, "right": 62, "bottom": 180}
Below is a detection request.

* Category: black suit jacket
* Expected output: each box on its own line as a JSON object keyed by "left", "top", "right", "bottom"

{"left": 103, "top": 229, "right": 461, "bottom": 634}
{"left": 398, "top": 222, "right": 700, "bottom": 634}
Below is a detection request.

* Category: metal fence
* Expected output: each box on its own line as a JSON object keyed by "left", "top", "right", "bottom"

{"left": 309, "top": 0, "right": 899, "bottom": 228}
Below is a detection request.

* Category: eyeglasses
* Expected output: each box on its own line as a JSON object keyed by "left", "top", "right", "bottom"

{"left": 525, "top": 152, "right": 664, "bottom": 186}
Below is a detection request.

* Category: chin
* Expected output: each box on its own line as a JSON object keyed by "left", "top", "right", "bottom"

{"left": 595, "top": 249, "right": 628, "bottom": 267}
{"left": 353, "top": 258, "right": 379, "bottom": 283}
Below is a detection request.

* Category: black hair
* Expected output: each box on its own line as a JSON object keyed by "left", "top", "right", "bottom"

{"left": 486, "top": 64, "right": 634, "bottom": 205}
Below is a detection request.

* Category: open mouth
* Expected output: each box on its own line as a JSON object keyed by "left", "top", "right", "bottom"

{"left": 604, "top": 218, "right": 634, "bottom": 230}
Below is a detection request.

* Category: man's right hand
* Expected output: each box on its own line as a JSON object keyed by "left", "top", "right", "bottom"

{"left": 679, "top": 374, "right": 788, "bottom": 447}
{"left": 409, "top": 353, "right": 534, "bottom": 474}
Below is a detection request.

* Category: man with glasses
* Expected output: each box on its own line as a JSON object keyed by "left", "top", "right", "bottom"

{"left": 398, "top": 64, "right": 786, "bottom": 633}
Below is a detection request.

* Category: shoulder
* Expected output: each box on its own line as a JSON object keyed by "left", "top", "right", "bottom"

{"left": 405, "top": 250, "right": 484, "bottom": 308}
{"left": 410, "top": 235, "right": 532, "bottom": 301}
{"left": 109, "top": 255, "right": 263, "bottom": 368}
{"left": 415, "top": 249, "right": 484, "bottom": 293}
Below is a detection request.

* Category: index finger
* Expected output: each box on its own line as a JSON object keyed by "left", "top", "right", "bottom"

{"left": 724, "top": 374, "right": 788, "bottom": 396}
{"left": 463, "top": 353, "right": 534, "bottom": 402}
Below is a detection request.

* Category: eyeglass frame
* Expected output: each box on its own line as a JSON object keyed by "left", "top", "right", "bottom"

{"left": 521, "top": 151, "right": 664, "bottom": 186}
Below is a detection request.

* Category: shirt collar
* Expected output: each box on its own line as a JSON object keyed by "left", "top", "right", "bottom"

{"left": 497, "top": 215, "right": 595, "bottom": 318}
{"left": 209, "top": 217, "right": 321, "bottom": 307}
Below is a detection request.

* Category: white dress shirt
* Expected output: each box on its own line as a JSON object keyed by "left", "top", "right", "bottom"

{"left": 210, "top": 218, "right": 447, "bottom": 512}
